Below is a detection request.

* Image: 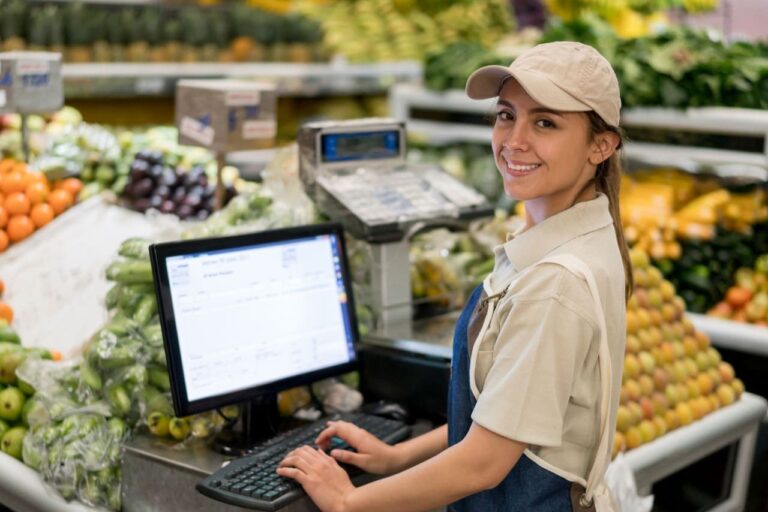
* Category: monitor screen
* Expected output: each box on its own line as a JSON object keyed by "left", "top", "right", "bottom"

{"left": 150, "top": 223, "right": 359, "bottom": 416}
{"left": 321, "top": 130, "right": 400, "bottom": 163}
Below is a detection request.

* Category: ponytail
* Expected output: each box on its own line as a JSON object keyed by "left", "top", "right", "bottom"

{"left": 587, "top": 112, "right": 634, "bottom": 302}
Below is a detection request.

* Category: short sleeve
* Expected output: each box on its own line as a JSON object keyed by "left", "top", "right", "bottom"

{"left": 471, "top": 296, "right": 596, "bottom": 447}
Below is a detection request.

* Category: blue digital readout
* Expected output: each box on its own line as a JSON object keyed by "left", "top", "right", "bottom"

{"left": 321, "top": 130, "right": 400, "bottom": 163}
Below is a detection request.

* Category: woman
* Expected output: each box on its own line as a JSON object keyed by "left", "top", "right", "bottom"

{"left": 278, "top": 41, "right": 631, "bottom": 512}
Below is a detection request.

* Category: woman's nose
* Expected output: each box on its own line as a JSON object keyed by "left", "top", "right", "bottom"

{"left": 502, "top": 123, "right": 530, "bottom": 152}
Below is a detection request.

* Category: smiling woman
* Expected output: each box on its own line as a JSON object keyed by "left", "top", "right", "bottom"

{"left": 278, "top": 42, "right": 632, "bottom": 512}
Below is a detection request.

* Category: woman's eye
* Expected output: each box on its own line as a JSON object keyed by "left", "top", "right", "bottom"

{"left": 536, "top": 118, "right": 556, "bottom": 128}
{"left": 496, "top": 111, "right": 514, "bottom": 121}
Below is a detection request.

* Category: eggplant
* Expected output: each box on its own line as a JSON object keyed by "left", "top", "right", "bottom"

{"left": 177, "top": 204, "right": 194, "bottom": 219}
{"left": 133, "top": 198, "right": 152, "bottom": 212}
{"left": 133, "top": 178, "right": 155, "bottom": 198}
{"left": 160, "top": 200, "right": 176, "bottom": 214}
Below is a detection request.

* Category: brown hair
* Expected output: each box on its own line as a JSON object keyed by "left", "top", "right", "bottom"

{"left": 586, "top": 111, "right": 634, "bottom": 302}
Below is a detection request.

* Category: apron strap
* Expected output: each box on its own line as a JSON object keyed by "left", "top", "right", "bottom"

{"left": 537, "top": 254, "right": 613, "bottom": 506}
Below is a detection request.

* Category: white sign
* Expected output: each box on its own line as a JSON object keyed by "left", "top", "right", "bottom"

{"left": 242, "top": 120, "right": 276, "bottom": 140}
{"left": 180, "top": 116, "right": 215, "bottom": 147}
{"left": 17, "top": 60, "right": 50, "bottom": 76}
{"left": 225, "top": 91, "right": 261, "bottom": 107}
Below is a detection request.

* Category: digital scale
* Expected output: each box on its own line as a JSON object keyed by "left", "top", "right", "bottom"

{"left": 298, "top": 118, "right": 493, "bottom": 350}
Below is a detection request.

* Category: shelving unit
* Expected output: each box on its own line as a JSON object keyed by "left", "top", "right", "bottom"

{"left": 389, "top": 84, "right": 768, "bottom": 176}
{"left": 63, "top": 61, "right": 423, "bottom": 99}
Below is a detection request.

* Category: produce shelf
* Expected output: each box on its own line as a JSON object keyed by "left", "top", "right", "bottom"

{"left": 390, "top": 84, "right": 768, "bottom": 174}
{"left": 625, "top": 392, "right": 766, "bottom": 511}
{"left": 62, "top": 61, "right": 423, "bottom": 98}
{"left": 689, "top": 313, "right": 768, "bottom": 357}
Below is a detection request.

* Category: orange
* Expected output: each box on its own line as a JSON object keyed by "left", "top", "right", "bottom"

{"left": 26, "top": 170, "right": 47, "bottom": 184}
{"left": 1, "top": 172, "right": 27, "bottom": 195}
{"left": 48, "top": 189, "right": 74, "bottom": 215}
{"left": 30, "top": 203, "right": 54, "bottom": 228}
{"left": 56, "top": 178, "right": 83, "bottom": 198}
{"left": 0, "top": 159, "right": 15, "bottom": 175}
{"left": 6, "top": 215, "right": 34, "bottom": 242}
{"left": 0, "top": 206, "right": 6, "bottom": 229}
{"left": 0, "top": 302, "right": 12, "bottom": 324}
{"left": 0, "top": 231, "right": 6, "bottom": 252}
{"left": 26, "top": 181, "right": 49, "bottom": 205}
{"left": 4, "top": 192, "right": 30, "bottom": 215}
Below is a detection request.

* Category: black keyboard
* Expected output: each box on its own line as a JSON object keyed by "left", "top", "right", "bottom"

{"left": 197, "top": 412, "right": 411, "bottom": 511}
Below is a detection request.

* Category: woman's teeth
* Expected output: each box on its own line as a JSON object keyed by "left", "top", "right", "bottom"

{"left": 507, "top": 163, "right": 540, "bottom": 171}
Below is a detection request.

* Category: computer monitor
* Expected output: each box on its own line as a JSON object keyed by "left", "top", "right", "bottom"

{"left": 150, "top": 223, "right": 359, "bottom": 452}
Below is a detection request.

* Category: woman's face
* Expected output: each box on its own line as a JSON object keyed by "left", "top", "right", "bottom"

{"left": 492, "top": 79, "right": 606, "bottom": 220}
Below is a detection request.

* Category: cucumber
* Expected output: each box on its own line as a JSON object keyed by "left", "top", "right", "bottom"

{"left": 105, "top": 260, "right": 153, "bottom": 284}
{"left": 105, "top": 284, "right": 123, "bottom": 310}
{"left": 148, "top": 365, "right": 171, "bottom": 391}
{"left": 106, "top": 384, "right": 132, "bottom": 416}
{"left": 118, "top": 238, "right": 152, "bottom": 260}
{"left": 118, "top": 283, "right": 153, "bottom": 317}
{"left": 80, "top": 359, "right": 103, "bottom": 391}
{"left": 133, "top": 295, "right": 157, "bottom": 326}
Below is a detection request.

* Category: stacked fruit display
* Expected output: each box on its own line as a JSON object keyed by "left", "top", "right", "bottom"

{"left": 299, "top": 0, "right": 513, "bottom": 63}
{"left": 709, "top": 256, "right": 768, "bottom": 326}
{"left": 0, "top": 1, "right": 324, "bottom": 63}
{"left": 613, "top": 250, "right": 745, "bottom": 457}
{"left": 122, "top": 150, "right": 235, "bottom": 220}
{"left": 0, "top": 159, "right": 82, "bottom": 253}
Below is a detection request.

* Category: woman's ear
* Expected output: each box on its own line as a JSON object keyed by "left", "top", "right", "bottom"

{"left": 589, "top": 131, "right": 621, "bottom": 165}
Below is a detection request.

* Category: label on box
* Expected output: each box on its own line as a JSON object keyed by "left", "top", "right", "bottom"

{"left": 17, "top": 60, "right": 50, "bottom": 75}
{"left": 180, "top": 116, "right": 215, "bottom": 146}
{"left": 226, "top": 91, "right": 261, "bottom": 107}
{"left": 242, "top": 120, "right": 276, "bottom": 140}
{"left": 0, "top": 90, "right": 5, "bottom": 107}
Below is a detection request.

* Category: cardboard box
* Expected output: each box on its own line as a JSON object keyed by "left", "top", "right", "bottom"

{"left": 175, "top": 80, "right": 277, "bottom": 153}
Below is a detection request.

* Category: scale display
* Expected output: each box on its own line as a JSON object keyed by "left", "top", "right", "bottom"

{"left": 321, "top": 130, "right": 400, "bottom": 163}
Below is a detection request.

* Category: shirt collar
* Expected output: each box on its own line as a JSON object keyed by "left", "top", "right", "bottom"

{"left": 500, "top": 193, "right": 614, "bottom": 272}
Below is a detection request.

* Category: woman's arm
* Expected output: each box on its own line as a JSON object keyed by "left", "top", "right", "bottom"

{"left": 279, "top": 422, "right": 526, "bottom": 512}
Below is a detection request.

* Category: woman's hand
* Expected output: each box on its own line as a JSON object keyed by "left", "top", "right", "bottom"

{"left": 277, "top": 446, "right": 354, "bottom": 512}
{"left": 315, "top": 420, "right": 401, "bottom": 474}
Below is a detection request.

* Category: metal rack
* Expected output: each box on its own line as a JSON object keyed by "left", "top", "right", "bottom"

{"left": 389, "top": 84, "right": 768, "bottom": 176}
{"left": 63, "top": 61, "right": 423, "bottom": 99}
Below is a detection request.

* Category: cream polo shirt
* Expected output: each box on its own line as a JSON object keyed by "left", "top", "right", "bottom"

{"left": 470, "top": 193, "right": 626, "bottom": 482}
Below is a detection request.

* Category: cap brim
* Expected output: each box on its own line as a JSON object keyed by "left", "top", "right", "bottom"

{"left": 466, "top": 65, "right": 592, "bottom": 113}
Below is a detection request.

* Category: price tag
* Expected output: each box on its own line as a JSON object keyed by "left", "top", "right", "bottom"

{"left": 17, "top": 59, "right": 49, "bottom": 75}
{"left": 180, "top": 116, "right": 215, "bottom": 147}
{"left": 225, "top": 91, "right": 261, "bottom": 107}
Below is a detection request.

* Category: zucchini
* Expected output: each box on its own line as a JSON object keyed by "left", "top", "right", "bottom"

{"left": 105, "top": 260, "right": 153, "bottom": 284}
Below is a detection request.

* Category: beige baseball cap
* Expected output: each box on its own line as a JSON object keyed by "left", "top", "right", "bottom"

{"left": 466, "top": 41, "right": 621, "bottom": 127}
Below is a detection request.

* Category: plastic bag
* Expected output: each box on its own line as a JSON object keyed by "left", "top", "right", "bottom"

{"left": 604, "top": 453, "right": 653, "bottom": 512}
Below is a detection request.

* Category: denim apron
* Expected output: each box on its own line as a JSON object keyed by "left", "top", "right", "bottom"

{"left": 446, "top": 285, "right": 572, "bottom": 512}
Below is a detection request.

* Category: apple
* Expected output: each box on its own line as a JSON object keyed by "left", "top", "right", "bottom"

{"left": 625, "top": 426, "right": 643, "bottom": 450}
{"left": 686, "top": 378, "right": 701, "bottom": 399}
{"left": 689, "top": 398, "right": 706, "bottom": 421}
{"left": 659, "top": 280, "right": 676, "bottom": 302}
{"left": 709, "top": 301, "right": 732, "bottom": 319}
{"left": 636, "top": 309, "right": 651, "bottom": 329}
{"left": 658, "top": 343, "right": 675, "bottom": 365}
{"left": 651, "top": 391, "right": 669, "bottom": 416}
{"left": 653, "top": 367, "right": 669, "bottom": 391}
{"left": 661, "top": 303, "right": 678, "bottom": 323}
{"left": 664, "top": 408, "right": 680, "bottom": 431}
{"left": 664, "top": 383, "right": 680, "bottom": 407}
{"left": 638, "top": 329, "right": 654, "bottom": 351}
{"left": 732, "top": 378, "right": 745, "bottom": 399}
{"left": 638, "top": 419, "right": 657, "bottom": 443}
{"left": 717, "top": 384, "right": 736, "bottom": 406}
{"left": 647, "top": 267, "right": 663, "bottom": 288}
{"left": 627, "top": 401, "right": 643, "bottom": 425}
{"left": 684, "top": 358, "right": 699, "bottom": 378}
{"left": 695, "top": 330, "right": 710, "bottom": 350}
{"left": 708, "top": 348, "right": 722, "bottom": 368}
{"left": 626, "top": 334, "right": 641, "bottom": 354}
{"left": 624, "top": 380, "right": 642, "bottom": 402}
{"left": 626, "top": 311, "right": 639, "bottom": 334}
{"left": 634, "top": 269, "right": 649, "bottom": 289}
{"left": 707, "top": 367, "right": 722, "bottom": 388}
{"left": 652, "top": 416, "right": 668, "bottom": 437}
{"left": 649, "top": 310, "right": 663, "bottom": 327}
{"left": 708, "top": 394, "right": 721, "bottom": 412}
{"left": 613, "top": 432, "right": 626, "bottom": 458}
{"left": 672, "top": 341, "right": 686, "bottom": 359}
{"left": 682, "top": 317, "right": 695, "bottom": 335}
{"left": 616, "top": 405, "right": 633, "bottom": 433}
{"left": 676, "top": 402, "right": 693, "bottom": 426}
{"left": 624, "top": 354, "right": 641, "bottom": 379}
{"left": 648, "top": 288, "right": 663, "bottom": 309}
{"left": 718, "top": 362, "right": 734, "bottom": 384}
{"left": 696, "top": 373, "right": 714, "bottom": 396}
{"left": 672, "top": 360, "right": 688, "bottom": 383}
{"left": 695, "top": 351, "right": 711, "bottom": 372}
{"left": 639, "top": 396, "right": 655, "bottom": 420}
{"left": 677, "top": 382, "right": 690, "bottom": 402}
{"left": 639, "top": 375, "right": 655, "bottom": 397}
{"left": 638, "top": 351, "right": 656, "bottom": 374}
{"left": 682, "top": 337, "right": 698, "bottom": 358}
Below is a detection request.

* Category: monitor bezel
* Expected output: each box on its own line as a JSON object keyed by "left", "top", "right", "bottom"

{"left": 150, "top": 222, "right": 360, "bottom": 417}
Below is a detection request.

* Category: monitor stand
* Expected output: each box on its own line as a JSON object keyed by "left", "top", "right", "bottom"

{"left": 211, "top": 394, "right": 280, "bottom": 456}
